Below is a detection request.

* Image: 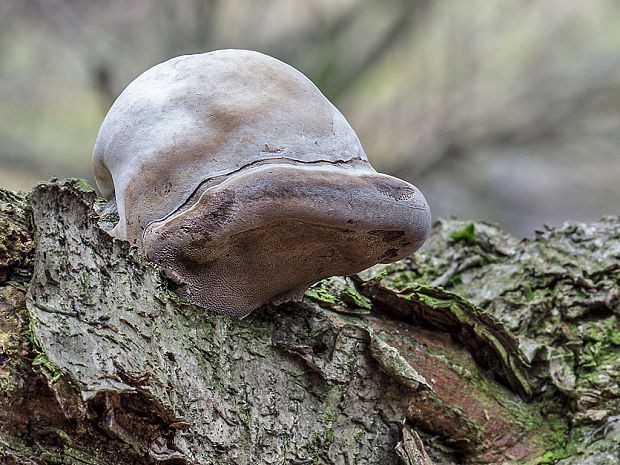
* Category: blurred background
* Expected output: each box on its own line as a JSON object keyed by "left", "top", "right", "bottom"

{"left": 1, "top": 0, "right": 619, "bottom": 236}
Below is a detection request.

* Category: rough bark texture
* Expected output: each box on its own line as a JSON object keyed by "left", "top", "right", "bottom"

{"left": 0, "top": 179, "right": 618, "bottom": 464}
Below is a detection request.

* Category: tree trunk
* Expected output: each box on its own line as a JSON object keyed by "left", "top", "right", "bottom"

{"left": 0, "top": 179, "right": 618, "bottom": 465}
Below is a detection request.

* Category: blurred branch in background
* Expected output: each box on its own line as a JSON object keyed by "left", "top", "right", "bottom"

{"left": 1, "top": 0, "right": 619, "bottom": 234}
{"left": 30, "top": 0, "right": 116, "bottom": 106}
{"left": 276, "top": 0, "right": 429, "bottom": 101}
{"left": 392, "top": 54, "right": 620, "bottom": 180}
{"left": 28, "top": 0, "right": 419, "bottom": 105}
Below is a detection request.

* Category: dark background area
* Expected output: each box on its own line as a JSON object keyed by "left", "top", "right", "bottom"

{"left": 1, "top": 0, "right": 619, "bottom": 235}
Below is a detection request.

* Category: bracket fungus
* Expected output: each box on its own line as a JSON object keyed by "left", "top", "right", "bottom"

{"left": 93, "top": 49, "right": 431, "bottom": 318}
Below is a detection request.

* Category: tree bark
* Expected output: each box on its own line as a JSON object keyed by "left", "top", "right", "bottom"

{"left": 0, "top": 179, "right": 618, "bottom": 464}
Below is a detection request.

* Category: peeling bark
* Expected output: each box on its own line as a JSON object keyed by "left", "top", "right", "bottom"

{"left": 0, "top": 179, "right": 618, "bottom": 464}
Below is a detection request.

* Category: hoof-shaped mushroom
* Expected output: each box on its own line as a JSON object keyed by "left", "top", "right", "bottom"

{"left": 93, "top": 49, "right": 431, "bottom": 318}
